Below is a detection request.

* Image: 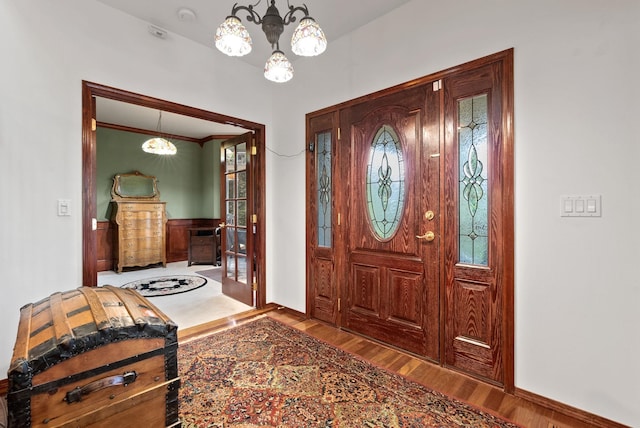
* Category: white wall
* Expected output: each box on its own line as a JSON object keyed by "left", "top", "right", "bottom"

{"left": 2, "top": 0, "right": 639, "bottom": 426}
{"left": 0, "top": 0, "right": 275, "bottom": 377}
{"left": 269, "top": 0, "right": 640, "bottom": 426}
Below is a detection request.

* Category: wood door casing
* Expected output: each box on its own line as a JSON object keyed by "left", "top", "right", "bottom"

{"left": 82, "top": 81, "right": 267, "bottom": 312}
{"left": 339, "top": 85, "right": 440, "bottom": 360}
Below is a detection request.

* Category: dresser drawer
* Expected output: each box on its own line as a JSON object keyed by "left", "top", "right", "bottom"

{"left": 120, "top": 203, "right": 165, "bottom": 212}
{"left": 122, "top": 219, "right": 165, "bottom": 231}
{"left": 191, "top": 235, "right": 214, "bottom": 246}
{"left": 122, "top": 237, "right": 163, "bottom": 251}
{"left": 122, "top": 249, "right": 162, "bottom": 264}
{"left": 123, "top": 210, "right": 164, "bottom": 220}
{"left": 122, "top": 228, "right": 163, "bottom": 239}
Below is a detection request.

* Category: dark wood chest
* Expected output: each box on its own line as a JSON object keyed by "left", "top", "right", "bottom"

{"left": 7, "top": 286, "right": 180, "bottom": 427}
{"left": 187, "top": 227, "right": 218, "bottom": 266}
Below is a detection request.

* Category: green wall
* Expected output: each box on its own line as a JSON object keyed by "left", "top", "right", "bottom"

{"left": 97, "top": 127, "right": 222, "bottom": 221}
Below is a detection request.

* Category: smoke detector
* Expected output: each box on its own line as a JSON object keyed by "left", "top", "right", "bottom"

{"left": 177, "top": 7, "right": 197, "bottom": 22}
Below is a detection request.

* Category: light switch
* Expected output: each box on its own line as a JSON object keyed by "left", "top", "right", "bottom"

{"left": 563, "top": 199, "right": 573, "bottom": 213}
{"left": 575, "top": 199, "right": 585, "bottom": 213}
{"left": 58, "top": 199, "right": 71, "bottom": 216}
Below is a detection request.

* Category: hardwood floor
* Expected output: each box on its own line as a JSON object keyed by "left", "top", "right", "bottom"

{"left": 1, "top": 306, "right": 624, "bottom": 427}
{"left": 180, "top": 307, "right": 628, "bottom": 428}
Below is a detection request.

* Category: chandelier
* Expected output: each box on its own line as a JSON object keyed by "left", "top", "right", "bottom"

{"left": 215, "top": 0, "right": 327, "bottom": 83}
{"left": 142, "top": 111, "right": 177, "bottom": 155}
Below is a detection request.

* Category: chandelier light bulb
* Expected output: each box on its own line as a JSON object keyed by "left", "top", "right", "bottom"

{"left": 215, "top": 16, "right": 252, "bottom": 57}
{"left": 291, "top": 17, "right": 326, "bottom": 56}
{"left": 264, "top": 50, "right": 294, "bottom": 83}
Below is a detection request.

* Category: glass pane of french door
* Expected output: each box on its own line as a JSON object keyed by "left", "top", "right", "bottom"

{"left": 224, "top": 142, "right": 248, "bottom": 284}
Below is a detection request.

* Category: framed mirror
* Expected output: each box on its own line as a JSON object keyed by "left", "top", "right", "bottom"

{"left": 111, "top": 171, "right": 160, "bottom": 201}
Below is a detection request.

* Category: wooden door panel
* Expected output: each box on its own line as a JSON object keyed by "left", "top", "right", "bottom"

{"left": 453, "top": 279, "right": 491, "bottom": 343}
{"left": 450, "top": 278, "right": 498, "bottom": 378}
{"left": 350, "top": 264, "right": 381, "bottom": 316}
{"left": 387, "top": 269, "right": 424, "bottom": 326}
{"left": 310, "top": 257, "right": 336, "bottom": 323}
{"left": 341, "top": 85, "right": 439, "bottom": 360}
{"left": 347, "top": 265, "right": 428, "bottom": 356}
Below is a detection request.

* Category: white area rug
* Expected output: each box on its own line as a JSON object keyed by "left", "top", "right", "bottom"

{"left": 98, "top": 262, "right": 252, "bottom": 330}
{"left": 121, "top": 275, "right": 207, "bottom": 297}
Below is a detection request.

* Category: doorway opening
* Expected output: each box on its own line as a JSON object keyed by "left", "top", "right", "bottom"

{"left": 81, "top": 81, "right": 267, "bottom": 310}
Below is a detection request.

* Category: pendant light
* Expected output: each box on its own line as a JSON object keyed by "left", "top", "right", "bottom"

{"left": 142, "top": 111, "right": 177, "bottom": 155}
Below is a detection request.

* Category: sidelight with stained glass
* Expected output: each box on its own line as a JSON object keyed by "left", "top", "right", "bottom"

{"left": 458, "top": 94, "right": 489, "bottom": 265}
{"left": 316, "top": 131, "right": 332, "bottom": 247}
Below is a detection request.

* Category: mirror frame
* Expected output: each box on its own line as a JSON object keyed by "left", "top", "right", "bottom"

{"left": 111, "top": 171, "right": 160, "bottom": 201}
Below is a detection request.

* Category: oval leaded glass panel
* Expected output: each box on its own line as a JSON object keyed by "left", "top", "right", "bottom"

{"left": 366, "top": 125, "right": 405, "bottom": 240}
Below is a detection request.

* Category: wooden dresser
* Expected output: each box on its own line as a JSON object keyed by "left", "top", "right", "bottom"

{"left": 110, "top": 171, "right": 167, "bottom": 273}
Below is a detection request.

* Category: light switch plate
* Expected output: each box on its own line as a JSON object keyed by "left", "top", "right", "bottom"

{"left": 561, "top": 195, "right": 601, "bottom": 217}
{"left": 57, "top": 199, "right": 71, "bottom": 216}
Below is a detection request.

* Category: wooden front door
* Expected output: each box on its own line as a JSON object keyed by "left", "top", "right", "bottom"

{"left": 220, "top": 133, "right": 255, "bottom": 306}
{"left": 306, "top": 50, "right": 513, "bottom": 388}
{"left": 339, "top": 84, "right": 441, "bottom": 359}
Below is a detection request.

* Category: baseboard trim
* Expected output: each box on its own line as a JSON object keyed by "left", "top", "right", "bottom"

{"left": 515, "top": 387, "right": 629, "bottom": 428}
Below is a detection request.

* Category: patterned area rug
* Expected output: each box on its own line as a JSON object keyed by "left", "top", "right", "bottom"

{"left": 178, "top": 317, "right": 520, "bottom": 427}
{"left": 121, "top": 275, "right": 207, "bottom": 297}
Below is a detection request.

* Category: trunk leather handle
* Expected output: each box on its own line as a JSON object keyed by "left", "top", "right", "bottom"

{"left": 64, "top": 371, "right": 137, "bottom": 404}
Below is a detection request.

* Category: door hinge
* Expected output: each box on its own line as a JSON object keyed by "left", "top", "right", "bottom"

{"left": 337, "top": 213, "right": 341, "bottom": 226}
{"left": 251, "top": 145, "right": 257, "bottom": 156}
{"left": 91, "top": 118, "right": 97, "bottom": 131}
{"left": 337, "top": 127, "right": 341, "bottom": 141}
{"left": 433, "top": 79, "right": 442, "bottom": 92}
{"left": 252, "top": 282, "right": 257, "bottom": 291}
{"left": 251, "top": 214, "right": 258, "bottom": 224}
{"left": 337, "top": 298, "right": 341, "bottom": 312}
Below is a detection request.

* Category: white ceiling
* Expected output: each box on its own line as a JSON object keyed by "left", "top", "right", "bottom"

{"left": 95, "top": 0, "right": 412, "bottom": 139}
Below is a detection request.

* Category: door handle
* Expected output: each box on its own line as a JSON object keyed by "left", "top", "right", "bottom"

{"left": 416, "top": 231, "right": 435, "bottom": 241}
{"left": 218, "top": 222, "right": 226, "bottom": 228}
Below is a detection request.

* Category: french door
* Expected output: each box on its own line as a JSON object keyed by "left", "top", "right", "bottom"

{"left": 220, "top": 133, "right": 255, "bottom": 306}
{"left": 306, "top": 50, "right": 513, "bottom": 387}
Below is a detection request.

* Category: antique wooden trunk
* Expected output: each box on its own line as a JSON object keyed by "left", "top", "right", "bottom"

{"left": 7, "top": 286, "right": 180, "bottom": 428}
